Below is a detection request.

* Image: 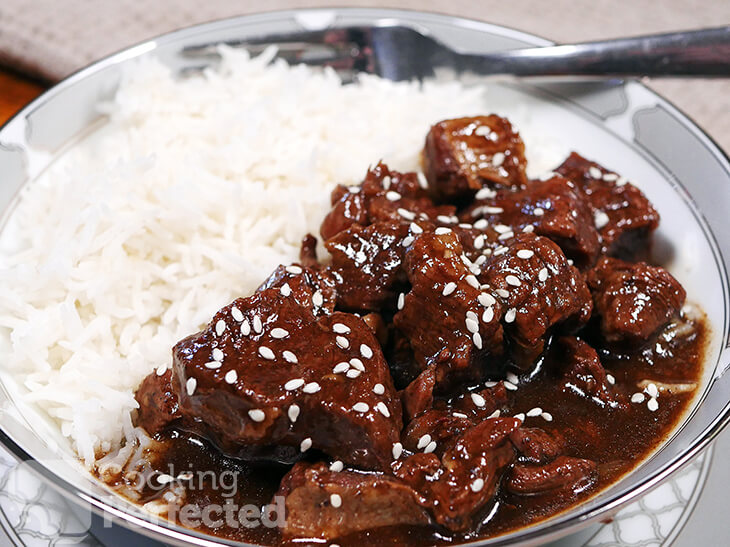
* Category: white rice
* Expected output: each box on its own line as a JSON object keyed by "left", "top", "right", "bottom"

{"left": 0, "top": 46, "right": 563, "bottom": 466}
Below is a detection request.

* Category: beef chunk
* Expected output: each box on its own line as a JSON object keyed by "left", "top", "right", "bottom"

{"left": 393, "top": 417, "right": 519, "bottom": 531}
{"left": 505, "top": 456, "right": 597, "bottom": 496}
{"left": 402, "top": 367, "right": 437, "bottom": 421}
{"left": 325, "top": 220, "right": 410, "bottom": 312}
{"left": 555, "top": 152, "right": 659, "bottom": 260}
{"left": 479, "top": 233, "right": 592, "bottom": 367}
{"left": 320, "top": 162, "right": 455, "bottom": 240}
{"left": 450, "top": 382, "right": 509, "bottom": 421}
{"left": 402, "top": 409, "right": 474, "bottom": 453}
{"left": 277, "top": 462, "right": 430, "bottom": 540}
{"left": 463, "top": 175, "right": 600, "bottom": 268}
{"left": 587, "top": 257, "right": 686, "bottom": 345}
{"left": 135, "top": 369, "right": 180, "bottom": 434}
{"left": 141, "top": 268, "right": 402, "bottom": 471}
{"left": 394, "top": 230, "right": 505, "bottom": 390}
{"left": 550, "top": 336, "right": 626, "bottom": 409}
{"left": 257, "top": 263, "right": 337, "bottom": 317}
{"left": 509, "top": 428, "right": 564, "bottom": 464}
{"left": 299, "top": 234, "right": 320, "bottom": 269}
{"left": 423, "top": 115, "right": 528, "bottom": 202}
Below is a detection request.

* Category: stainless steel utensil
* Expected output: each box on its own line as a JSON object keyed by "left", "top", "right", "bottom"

{"left": 183, "top": 24, "right": 730, "bottom": 81}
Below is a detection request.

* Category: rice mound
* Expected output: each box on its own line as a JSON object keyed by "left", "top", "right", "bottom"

{"left": 0, "top": 46, "right": 559, "bottom": 466}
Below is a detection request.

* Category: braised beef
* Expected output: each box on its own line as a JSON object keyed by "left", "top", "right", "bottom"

{"left": 505, "top": 456, "right": 597, "bottom": 496}
{"left": 509, "top": 428, "right": 564, "bottom": 464}
{"left": 135, "top": 369, "right": 180, "bottom": 434}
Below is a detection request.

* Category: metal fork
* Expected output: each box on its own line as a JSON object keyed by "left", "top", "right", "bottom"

{"left": 181, "top": 23, "right": 730, "bottom": 82}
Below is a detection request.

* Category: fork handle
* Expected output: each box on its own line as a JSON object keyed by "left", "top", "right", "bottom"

{"left": 463, "top": 26, "right": 730, "bottom": 77}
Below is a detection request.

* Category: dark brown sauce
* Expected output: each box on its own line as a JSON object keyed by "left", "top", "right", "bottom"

{"left": 108, "top": 318, "right": 707, "bottom": 545}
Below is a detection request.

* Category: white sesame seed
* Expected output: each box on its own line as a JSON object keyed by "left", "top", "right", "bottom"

{"left": 386, "top": 191, "right": 402, "bottom": 201}
{"left": 514, "top": 413, "right": 526, "bottom": 422}
{"left": 253, "top": 315, "right": 263, "bottom": 334}
{"left": 330, "top": 493, "right": 343, "bottom": 508}
{"left": 491, "top": 152, "right": 505, "bottom": 167}
{"left": 568, "top": 259, "right": 574, "bottom": 266}
{"left": 482, "top": 307, "right": 494, "bottom": 323}
{"left": 616, "top": 176, "right": 628, "bottom": 186}
{"left": 417, "top": 173, "right": 428, "bottom": 189}
{"left": 205, "top": 361, "right": 222, "bottom": 370}
{"left": 398, "top": 208, "right": 416, "bottom": 220}
{"left": 270, "top": 326, "right": 290, "bottom": 339}
{"left": 286, "top": 265, "right": 303, "bottom": 275}
{"left": 494, "top": 247, "right": 509, "bottom": 257}
{"left": 538, "top": 268, "right": 549, "bottom": 282}
{"left": 248, "top": 409, "right": 265, "bottom": 422}
{"left": 542, "top": 412, "right": 553, "bottom": 422}
{"left": 505, "top": 308, "right": 517, "bottom": 323}
{"left": 303, "top": 382, "right": 321, "bottom": 394}
{"left": 346, "top": 369, "right": 362, "bottom": 378}
{"left": 382, "top": 175, "right": 391, "bottom": 189}
{"left": 474, "top": 234, "right": 486, "bottom": 250}
{"left": 533, "top": 207, "right": 545, "bottom": 216}
{"left": 498, "top": 231, "right": 514, "bottom": 241}
{"left": 646, "top": 383, "right": 659, "bottom": 398}
{"left": 473, "top": 332, "right": 483, "bottom": 349}
{"left": 494, "top": 224, "right": 511, "bottom": 234}
{"left": 392, "top": 442, "right": 403, "bottom": 459}
{"left": 288, "top": 404, "right": 300, "bottom": 423}
{"left": 283, "top": 351, "right": 298, "bottom": 364}
{"left": 522, "top": 225, "right": 535, "bottom": 233}
{"left": 465, "top": 275, "right": 480, "bottom": 289}
{"left": 241, "top": 319, "right": 251, "bottom": 336}
{"left": 186, "top": 377, "right": 197, "bottom": 396}
{"left": 466, "top": 317, "right": 480, "bottom": 334}
{"left": 603, "top": 172, "right": 619, "bottom": 182}
{"left": 376, "top": 402, "right": 391, "bottom": 417}
{"left": 280, "top": 283, "right": 292, "bottom": 297}
{"left": 285, "top": 378, "right": 305, "bottom": 391}
{"left": 488, "top": 409, "right": 501, "bottom": 418}
{"left": 397, "top": 292, "right": 405, "bottom": 310}
{"left": 353, "top": 402, "right": 369, "bottom": 413}
{"left": 485, "top": 381, "right": 498, "bottom": 387}
{"left": 401, "top": 235, "right": 415, "bottom": 247}
{"left": 360, "top": 344, "right": 373, "bottom": 359}
{"left": 506, "top": 372, "right": 519, "bottom": 385}
{"left": 259, "top": 346, "right": 275, "bottom": 360}
{"left": 631, "top": 392, "right": 646, "bottom": 403}
{"left": 517, "top": 249, "right": 534, "bottom": 259}
{"left": 336, "top": 335, "right": 350, "bottom": 349}
{"left": 526, "top": 407, "right": 542, "bottom": 417}
{"left": 495, "top": 288, "right": 510, "bottom": 298}
{"left": 410, "top": 222, "right": 423, "bottom": 234}
{"left": 156, "top": 364, "right": 167, "bottom": 376}
{"left": 330, "top": 460, "right": 344, "bottom": 472}
{"left": 157, "top": 473, "right": 175, "bottom": 485}
{"left": 300, "top": 438, "right": 312, "bottom": 452}
{"left": 504, "top": 381, "right": 518, "bottom": 391}
{"left": 474, "top": 218, "right": 489, "bottom": 229}
{"left": 371, "top": 385, "right": 386, "bottom": 398}
{"left": 442, "top": 282, "right": 457, "bottom": 296}
{"left": 607, "top": 374, "right": 616, "bottom": 385}
{"left": 466, "top": 310, "right": 478, "bottom": 321}
{"left": 484, "top": 206, "right": 504, "bottom": 215}
{"left": 474, "top": 125, "right": 491, "bottom": 137}
{"left": 471, "top": 478, "right": 485, "bottom": 492}
{"left": 647, "top": 398, "right": 659, "bottom": 412}
{"left": 231, "top": 306, "right": 244, "bottom": 322}
{"left": 417, "top": 434, "right": 432, "bottom": 449}
{"left": 333, "top": 323, "right": 351, "bottom": 335}
{"left": 312, "top": 290, "right": 324, "bottom": 308}
{"left": 435, "top": 227, "right": 452, "bottom": 235}
{"left": 333, "top": 362, "right": 350, "bottom": 374}
{"left": 224, "top": 370, "right": 237, "bottom": 384}
{"left": 505, "top": 275, "right": 522, "bottom": 287}
{"left": 424, "top": 441, "right": 437, "bottom": 453}
{"left": 478, "top": 293, "right": 496, "bottom": 307}
{"left": 589, "top": 166, "right": 602, "bottom": 179}
{"left": 437, "top": 215, "right": 452, "bottom": 224}
{"left": 349, "top": 358, "right": 365, "bottom": 372}
{"left": 471, "top": 393, "right": 486, "bottom": 407}
{"left": 453, "top": 412, "right": 469, "bottom": 419}
{"left": 594, "top": 210, "right": 610, "bottom": 230}
{"left": 215, "top": 320, "right": 226, "bottom": 336}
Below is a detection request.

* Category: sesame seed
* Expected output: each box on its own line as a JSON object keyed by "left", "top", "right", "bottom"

{"left": 332, "top": 323, "right": 351, "bottom": 335}
{"left": 466, "top": 310, "right": 478, "bottom": 321}
{"left": 473, "top": 332, "right": 483, "bottom": 349}
{"left": 442, "top": 282, "right": 457, "bottom": 296}
{"left": 215, "top": 320, "right": 226, "bottom": 336}
{"left": 538, "top": 268, "right": 549, "bottom": 282}
{"left": 286, "top": 265, "right": 303, "bottom": 275}
{"left": 453, "top": 412, "right": 469, "bottom": 418}
{"left": 353, "top": 402, "right": 369, "bottom": 413}
{"left": 392, "top": 442, "right": 403, "bottom": 459}
{"left": 288, "top": 404, "right": 300, "bottom": 423}
{"left": 333, "top": 362, "right": 349, "bottom": 374}
{"left": 478, "top": 293, "right": 496, "bottom": 307}
{"left": 526, "top": 407, "right": 542, "bottom": 417}
{"left": 303, "top": 382, "right": 321, "bottom": 394}
{"left": 474, "top": 125, "right": 491, "bottom": 137}
{"left": 466, "top": 317, "right": 479, "bottom": 334}
{"left": 474, "top": 218, "right": 489, "bottom": 229}
{"left": 382, "top": 175, "right": 391, "bottom": 189}
{"left": 437, "top": 215, "right": 453, "bottom": 224}
{"left": 360, "top": 344, "right": 373, "bottom": 359}
{"left": 253, "top": 315, "right": 263, "bottom": 334}
{"left": 533, "top": 207, "right": 545, "bottom": 216}
{"left": 484, "top": 206, "right": 504, "bottom": 214}
{"left": 410, "top": 222, "right": 423, "bottom": 234}
{"left": 373, "top": 383, "right": 386, "bottom": 396}
{"left": 494, "top": 246, "right": 509, "bottom": 257}
{"left": 473, "top": 234, "right": 486, "bottom": 250}
{"left": 505, "top": 275, "right": 522, "bottom": 287}
{"left": 489, "top": 409, "right": 501, "bottom": 418}
{"left": 498, "top": 231, "right": 514, "bottom": 241}
{"left": 156, "top": 364, "right": 167, "bottom": 376}
{"left": 514, "top": 413, "right": 526, "bottom": 422}
{"left": 522, "top": 225, "right": 535, "bottom": 233}
{"left": 205, "top": 361, "right": 222, "bottom": 370}
{"left": 616, "top": 176, "right": 628, "bottom": 186}
{"left": 284, "top": 378, "right": 305, "bottom": 391}
{"left": 607, "top": 374, "right": 616, "bottom": 385}
{"left": 417, "top": 434, "right": 432, "bottom": 449}
{"left": 505, "top": 308, "right": 517, "bottom": 323}
{"left": 271, "top": 327, "right": 289, "bottom": 339}
{"left": 330, "top": 460, "right": 344, "bottom": 472}
{"left": 471, "top": 393, "right": 486, "bottom": 407}
{"left": 465, "top": 275, "right": 480, "bottom": 289}
{"left": 603, "top": 172, "right": 619, "bottom": 182}
{"left": 300, "top": 438, "right": 312, "bottom": 452}
{"left": 631, "top": 392, "right": 646, "bottom": 403}
{"left": 424, "top": 441, "right": 437, "bottom": 453}
{"left": 517, "top": 249, "right": 534, "bottom": 259}
{"left": 231, "top": 306, "right": 244, "bottom": 322}
{"left": 283, "top": 350, "right": 298, "bottom": 364}
{"left": 398, "top": 208, "right": 416, "bottom": 220}
{"left": 491, "top": 152, "right": 505, "bottom": 167}
{"left": 568, "top": 259, "right": 574, "bottom": 266}
{"left": 349, "top": 358, "right": 365, "bottom": 372}
{"left": 485, "top": 381, "right": 498, "bottom": 387}
{"left": 224, "top": 370, "right": 237, "bottom": 384}
{"left": 401, "top": 235, "right": 415, "bottom": 247}
{"left": 435, "top": 227, "right": 452, "bottom": 235}
{"left": 280, "top": 283, "right": 292, "bottom": 297}
{"left": 417, "top": 173, "right": 428, "bottom": 189}
{"left": 495, "top": 288, "right": 510, "bottom": 298}
{"left": 482, "top": 307, "right": 494, "bottom": 323}
{"left": 471, "top": 478, "right": 485, "bottom": 492}
{"left": 594, "top": 210, "right": 610, "bottom": 230}
{"left": 376, "top": 402, "right": 391, "bottom": 417}
{"left": 330, "top": 493, "right": 343, "bottom": 508}
{"left": 646, "top": 383, "right": 659, "bottom": 398}
{"left": 186, "top": 377, "right": 197, "bottom": 396}
{"left": 241, "top": 319, "right": 251, "bottom": 336}
{"left": 504, "top": 381, "right": 518, "bottom": 391}
{"left": 386, "top": 191, "right": 402, "bottom": 201}
{"left": 506, "top": 372, "right": 519, "bottom": 385}
{"left": 542, "top": 412, "right": 553, "bottom": 422}
{"left": 157, "top": 473, "right": 175, "bottom": 485}
{"left": 397, "top": 292, "right": 405, "bottom": 310}
{"left": 259, "top": 346, "right": 275, "bottom": 360}
{"left": 494, "top": 224, "right": 511, "bottom": 234}
{"left": 248, "top": 409, "right": 265, "bottom": 422}
{"left": 336, "top": 336, "right": 350, "bottom": 349}
{"left": 346, "top": 369, "right": 361, "bottom": 378}
{"left": 312, "top": 290, "right": 324, "bottom": 308}
{"left": 647, "top": 398, "right": 659, "bottom": 412}
{"left": 589, "top": 166, "right": 602, "bottom": 179}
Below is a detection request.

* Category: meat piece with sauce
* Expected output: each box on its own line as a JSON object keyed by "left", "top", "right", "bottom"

{"left": 555, "top": 152, "right": 659, "bottom": 260}
{"left": 423, "top": 115, "right": 528, "bottom": 202}
{"left": 505, "top": 456, "right": 597, "bottom": 496}
{"left": 587, "top": 256, "right": 686, "bottom": 346}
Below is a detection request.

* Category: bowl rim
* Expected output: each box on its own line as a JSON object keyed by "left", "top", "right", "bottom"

{"left": 1, "top": 6, "right": 729, "bottom": 547}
